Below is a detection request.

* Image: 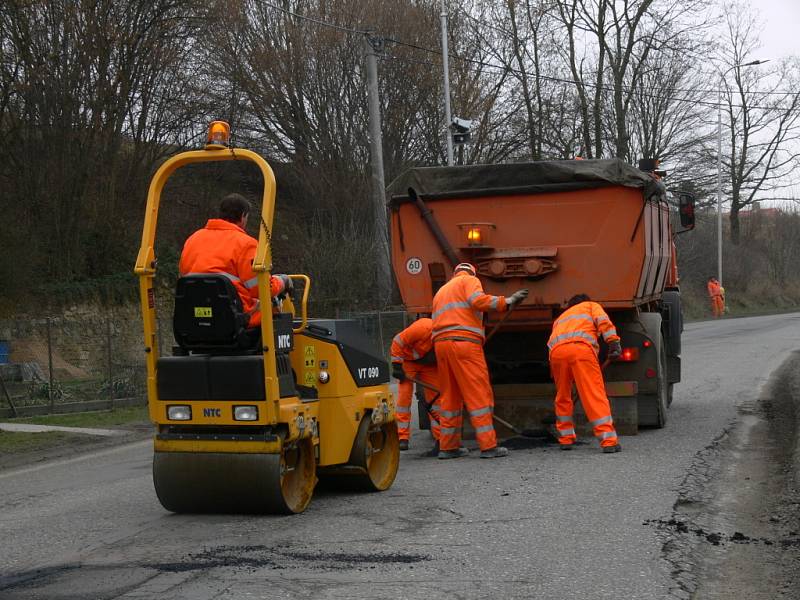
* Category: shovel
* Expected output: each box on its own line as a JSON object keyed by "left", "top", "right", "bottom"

{"left": 407, "top": 376, "right": 539, "bottom": 438}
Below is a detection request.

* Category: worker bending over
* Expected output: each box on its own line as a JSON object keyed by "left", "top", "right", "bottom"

{"left": 390, "top": 317, "right": 440, "bottom": 453}
{"left": 179, "top": 194, "right": 291, "bottom": 327}
{"left": 707, "top": 276, "right": 725, "bottom": 318}
{"left": 431, "top": 262, "right": 528, "bottom": 459}
{"left": 547, "top": 294, "right": 622, "bottom": 453}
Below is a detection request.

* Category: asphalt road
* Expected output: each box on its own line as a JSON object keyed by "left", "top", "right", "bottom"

{"left": 2, "top": 313, "right": 799, "bottom": 600}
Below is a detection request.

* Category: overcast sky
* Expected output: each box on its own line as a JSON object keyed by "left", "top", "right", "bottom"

{"left": 748, "top": 0, "right": 800, "bottom": 61}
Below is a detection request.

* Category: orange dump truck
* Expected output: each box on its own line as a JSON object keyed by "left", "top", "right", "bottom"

{"left": 387, "top": 159, "right": 695, "bottom": 434}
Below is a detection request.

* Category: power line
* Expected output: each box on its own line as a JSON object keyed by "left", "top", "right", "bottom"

{"left": 261, "top": 1, "right": 367, "bottom": 36}
{"left": 258, "top": 1, "right": 799, "bottom": 112}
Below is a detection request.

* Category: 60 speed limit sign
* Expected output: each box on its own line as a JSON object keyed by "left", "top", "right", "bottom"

{"left": 405, "top": 257, "right": 423, "bottom": 275}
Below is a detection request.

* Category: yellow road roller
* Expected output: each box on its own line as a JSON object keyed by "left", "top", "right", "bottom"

{"left": 134, "top": 121, "right": 399, "bottom": 514}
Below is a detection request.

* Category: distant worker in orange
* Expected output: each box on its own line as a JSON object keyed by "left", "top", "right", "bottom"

{"left": 179, "top": 194, "right": 291, "bottom": 327}
{"left": 390, "top": 317, "right": 440, "bottom": 453}
{"left": 432, "top": 263, "right": 529, "bottom": 459}
{"left": 548, "top": 294, "right": 622, "bottom": 453}
{"left": 707, "top": 276, "right": 724, "bottom": 318}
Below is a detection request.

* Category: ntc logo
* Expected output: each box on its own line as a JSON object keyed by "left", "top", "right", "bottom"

{"left": 203, "top": 408, "right": 221, "bottom": 417}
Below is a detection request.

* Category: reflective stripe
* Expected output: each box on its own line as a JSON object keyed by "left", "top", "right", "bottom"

{"left": 430, "top": 419, "right": 439, "bottom": 427}
{"left": 432, "top": 301, "right": 471, "bottom": 319}
{"left": 440, "top": 427, "right": 458, "bottom": 435}
{"left": 433, "top": 324, "right": 485, "bottom": 338}
{"left": 469, "top": 406, "right": 492, "bottom": 418}
{"left": 467, "top": 291, "right": 482, "bottom": 303}
{"left": 243, "top": 276, "right": 258, "bottom": 289}
{"left": 475, "top": 424, "right": 494, "bottom": 434}
{"left": 186, "top": 271, "right": 241, "bottom": 284}
{"left": 556, "top": 415, "right": 572, "bottom": 422}
{"left": 441, "top": 409, "right": 462, "bottom": 418}
{"left": 591, "top": 415, "right": 613, "bottom": 427}
{"left": 490, "top": 296, "right": 499, "bottom": 310}
{"left": 554, "top": 313, "right": 593, "bottom": 326}
{"left": 397, "top": 422, "right": 410, "bottom": 430}
{"left": 412, "top": 349, "right": 421, "bottom": 359}
{"left": 393, "top": 335, "right": 405, "bottom": 348}
{"left": 390, "top": 356, "right": 404, "bottom": 363}
{"left": 548, "top": 331, "right": 598, "bottom": 350}
{"left": 602, "top": 329, "right": 618, "bottom": 340}
{"left": 396, "top": 407, "right": 411, "bottom": 414}
{"left": 558, "top": 427, "right": 576, "bottom": 436}
{"left": 599, "top": 430, "right": 617, "bottom": 440}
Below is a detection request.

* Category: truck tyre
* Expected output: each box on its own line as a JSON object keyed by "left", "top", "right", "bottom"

{"left": 661, "top": 290, "right": 682, "bottom": 356}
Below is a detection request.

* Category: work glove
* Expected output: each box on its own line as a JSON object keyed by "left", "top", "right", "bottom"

{"left": 391, "top": 363, "right": 406, "bottom": 382}
{"left": 505, "top": 288, "right": 529, "bottom": 307}
{"left": 277, "top": 274, "right": 293, "bottom": 296}
{"left": 607, "top": 340, "right": 622, "bottom": 360}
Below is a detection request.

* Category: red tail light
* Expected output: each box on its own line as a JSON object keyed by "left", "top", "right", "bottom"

{"left": 617, "top": 347, "right": 640, "bottom": 362}
{"left": 642, "top": 339, "right": 652, "bottom": 348}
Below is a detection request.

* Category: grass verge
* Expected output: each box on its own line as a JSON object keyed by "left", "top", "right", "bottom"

{"left": 0, "top": 430, "right": 98, "bottom": 455}
{"left": 11, "top": 405, "right": 150, "bottom": 429}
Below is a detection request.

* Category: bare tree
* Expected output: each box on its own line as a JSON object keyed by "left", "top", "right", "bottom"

{"left": 718, "top": 5, "right": 800, "bottom": 244}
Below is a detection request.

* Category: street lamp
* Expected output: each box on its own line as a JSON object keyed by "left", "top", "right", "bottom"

{"left": 716, "top": 59, "right": 766, "bottom": 286}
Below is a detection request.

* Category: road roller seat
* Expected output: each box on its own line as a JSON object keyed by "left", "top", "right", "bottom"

{"left": 163, "top": 274, "right": 299, "bottom": 400}
{"left": 173, "top": 274, "right": 259, "bottom": 353}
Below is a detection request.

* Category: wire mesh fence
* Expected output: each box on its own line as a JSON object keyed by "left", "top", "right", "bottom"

{"left": 0, "top": 308, "right": 411, "bottom": 418}
{"left": 0, "top": 315, "right": 147, "bottom": 418}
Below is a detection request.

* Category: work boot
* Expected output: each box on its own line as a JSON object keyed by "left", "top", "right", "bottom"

{"left": 421, "top": 441, "right": 440, "bottom": 458}
{"left": 438, "top": 447, "right": 469, "bottom": 460}
{"left": 601, "top": 443, "right": 622, "bottom": 454}
{"left": 399, "top": 440, "right": 409, "bottom": 451}
{"left": 480, "top": 446, "right": 509, "bottom": 459}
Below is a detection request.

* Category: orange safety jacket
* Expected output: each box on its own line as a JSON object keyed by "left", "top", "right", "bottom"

{"left": 179, "top": 219, "right": 282, "bottom": 319}
{"left": 707, "top": 280, "right": 722, "bottom": 298}
{"left": 547, "top": 301, "right": 620, "bottom": 354}
{"left": 390, "top": 318, "right": 434, "bottom": 364}
{"left": 431, "top": 271, "right": 508, "bottom": 343}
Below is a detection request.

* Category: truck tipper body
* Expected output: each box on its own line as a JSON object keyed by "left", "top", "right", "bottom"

{"left": 387, "top": 159, "right": 693, "bottom": 434}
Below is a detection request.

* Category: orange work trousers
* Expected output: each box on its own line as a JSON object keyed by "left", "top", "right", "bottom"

{"left": 550, "top": 342, "right": 618, "bottom": 448}
{"left": 434, "top": 339, "right": 497, "bottom": 452}
{"left": 396, "top": 363, "right": 440, "bottom": 441}
{"left": 710, "top": 295, "right": 724, "bottom": 318}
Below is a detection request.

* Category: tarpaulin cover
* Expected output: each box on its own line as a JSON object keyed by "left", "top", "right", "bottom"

{"left": 387, "top": 158, "right": 666, "bottom": 204}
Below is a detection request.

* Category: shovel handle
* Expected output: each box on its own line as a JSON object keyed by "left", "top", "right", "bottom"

{"left": 485, "top": 301, "right": 516, "bottom": 343}
{"left": 407, "top": 377, "right": 440, "bottom": 410}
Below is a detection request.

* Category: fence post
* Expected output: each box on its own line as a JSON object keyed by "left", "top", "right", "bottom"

{"left": 47, "top": 317, "right": 54, "bottom": 414}
{"left": 107, "top": 316, "right": 114, "bottom": 410}
{"left": 376, "top": 310, "right": 384, "bottom": 357}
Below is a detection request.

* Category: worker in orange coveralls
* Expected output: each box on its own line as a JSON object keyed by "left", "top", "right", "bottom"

{"left": 180, "top": 194, "right": 291, "bottom": 328}
{"left": 431, "top": 263, "right": 528, "bottom": 459}
{"left": 390, "top": 317, "right": 440, "bottom": 454}
{"left": 707, "top": 276, "right": 725, "bottom": 318}
{"left": 547, "top": 294, "right": 622, "bottom": 454}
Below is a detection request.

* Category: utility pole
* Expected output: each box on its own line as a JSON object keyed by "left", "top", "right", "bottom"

{"left": 363, "top": 33, "right": 392, "bottom": 305}
{"left": 440, "top": 0, "right": 454, "bottom": 166}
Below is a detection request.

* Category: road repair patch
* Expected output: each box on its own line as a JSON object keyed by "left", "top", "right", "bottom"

{"left": 648, "top": 350, "right": 800, "bottom": 599}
